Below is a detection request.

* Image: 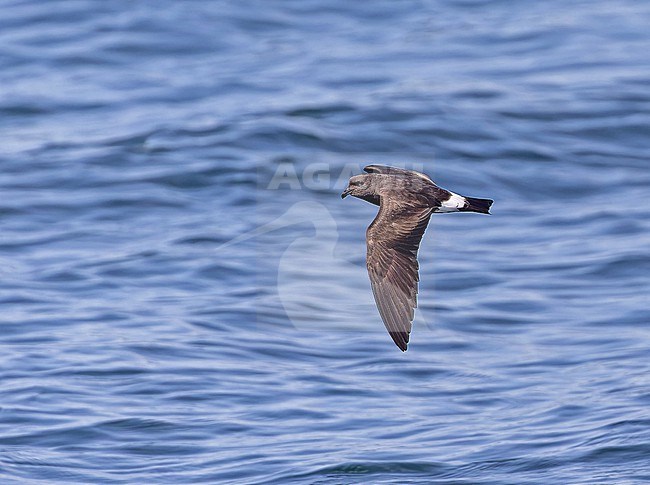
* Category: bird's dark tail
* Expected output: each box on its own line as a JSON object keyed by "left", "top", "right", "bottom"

{"left": 461, "top": 196, "right": 493, "bottom": 214}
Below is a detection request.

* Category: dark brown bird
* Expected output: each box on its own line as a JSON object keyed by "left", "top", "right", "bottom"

{"left": 341, "top": 164, "right": 493, "bottom": 351}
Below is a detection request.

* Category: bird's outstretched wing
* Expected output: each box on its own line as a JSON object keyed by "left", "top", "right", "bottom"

{"left": 366, "top": 197, "right": 433, "bottom": 351}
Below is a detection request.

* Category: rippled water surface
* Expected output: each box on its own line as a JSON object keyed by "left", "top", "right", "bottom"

{"left": 1, "top": 1, "right": 649, "bottom": 483}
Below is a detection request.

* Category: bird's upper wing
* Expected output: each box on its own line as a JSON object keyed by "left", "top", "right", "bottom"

{"left": 363, "top": 164, "right": 433, "bottom": 183}
{"left": 366, "top": 197, "right": 433, "bottom": 351}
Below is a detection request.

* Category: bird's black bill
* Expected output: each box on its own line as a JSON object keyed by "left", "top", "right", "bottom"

{"left": 341, "top": 188, "right": 351, "bottom": 198}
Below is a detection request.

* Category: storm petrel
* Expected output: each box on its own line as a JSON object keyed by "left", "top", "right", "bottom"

{"left": 341, "top": 164, "right": 493, "bottom": 351}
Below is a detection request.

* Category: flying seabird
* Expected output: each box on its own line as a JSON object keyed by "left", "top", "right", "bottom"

{"left": 341, "top": 164, "right": 493, "bottom": 351}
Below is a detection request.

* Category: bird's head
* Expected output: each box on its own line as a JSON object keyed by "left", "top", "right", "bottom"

{"left": 341, "top": 174, "right": 374, "bottom": 199}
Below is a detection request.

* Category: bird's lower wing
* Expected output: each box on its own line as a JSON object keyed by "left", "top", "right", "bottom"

{"left": 366, "top": 202, "right": 433, "bottom": 351}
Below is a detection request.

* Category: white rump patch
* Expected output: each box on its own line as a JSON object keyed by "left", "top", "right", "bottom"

{"left": 437, "top": 192, "right": 467, "bottom": 212}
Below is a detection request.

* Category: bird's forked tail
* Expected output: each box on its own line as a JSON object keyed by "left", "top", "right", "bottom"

{"left": 461, "top": 196, "right": 493, "bottom": 214}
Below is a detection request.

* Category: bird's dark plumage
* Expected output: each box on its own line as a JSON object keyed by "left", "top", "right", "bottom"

{"left": 342, "top": 164, "right": 493, "bottom": 351}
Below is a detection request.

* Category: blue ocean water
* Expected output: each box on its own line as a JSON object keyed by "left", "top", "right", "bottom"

{"left": 1, "top": 1, "right": 649, "bottom": 483}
